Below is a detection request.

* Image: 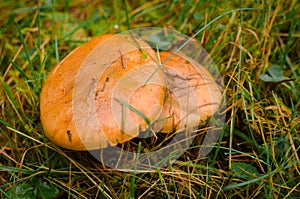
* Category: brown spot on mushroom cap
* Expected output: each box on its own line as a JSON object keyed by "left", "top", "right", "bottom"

{"left": 157, "top": 52, "right": 222, "bottom": 133}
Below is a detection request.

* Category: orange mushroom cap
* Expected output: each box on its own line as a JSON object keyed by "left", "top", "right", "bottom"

{"left": 156, "top": 51, "right": 222, "bottom": 133}
{"left": 40, "top": 34, "right": 165, "bottom": 150}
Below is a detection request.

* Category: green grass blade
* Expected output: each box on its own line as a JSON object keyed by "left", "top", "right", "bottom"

{"left": 11, "top": 61, "right": 34, "bottom": 89}
{"left": 163, "top": 8, "right": 267, "bottom": 65}
{"left": 123, "top": 0, "right": 130, "bottom": 29}
{"left": 129, "top": 142, "right": 142, "bottom": 198}
{"left": 0, "top": 166, "right": 35, "bottom": 175}
{"left": 16, "top": 22, "right": 38, "bottom": 93}
{"left": 114, "top": 98, "right": 151, "bottom": 125}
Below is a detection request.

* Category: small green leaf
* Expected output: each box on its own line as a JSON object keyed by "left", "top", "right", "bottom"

{"left": 260, "top": 65, "right": 290, "bottom": 83}
{"left": 7, "top": 183, "right": 35, "bottom": 199}
{"left": 232, "top": 162, "right": 259, "bottom": 180}
{"left": 35, "top": 180, "right": 59, "bottom": 199}
{"left": 193, "top": 12, "right": 203, "bottom": 22}
{"left": 259, "top": 74, "right": 273, "bottom": 82}
{"left": 141, "top": 51, "right": 148, "bottom": 59}
{"left": 270, "top": 76, "right": 290, "bottom": 82}
{"left": 6, "top": 178, "right": 59, "bottom": 199}
{"left": 268, "top": 65, "right": 283, "bottom": 77}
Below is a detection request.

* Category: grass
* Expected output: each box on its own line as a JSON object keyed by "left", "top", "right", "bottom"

{"left": 1, "top": 0, "right": 299, "bottom": 198}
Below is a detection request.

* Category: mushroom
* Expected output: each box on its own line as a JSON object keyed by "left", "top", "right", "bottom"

{"left": 40, "top": 34, "right": 165, "bottom": 150}
{"left": 40, "top": 33, "right": 222, "bottom": 151}
{"left": 155, "top": 52, "right": 222, "bottom": 133}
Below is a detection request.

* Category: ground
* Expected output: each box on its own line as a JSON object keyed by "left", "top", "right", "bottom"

{"left": 0, "top": 0, "right": 299, "bottom": 198}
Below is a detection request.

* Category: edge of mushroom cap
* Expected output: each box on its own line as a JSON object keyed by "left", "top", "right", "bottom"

{"left": 157, "top": 51, "right": 223, "bottom": 133}
{"left": 40, "top": 34, "right": 113, "bottom": 150}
